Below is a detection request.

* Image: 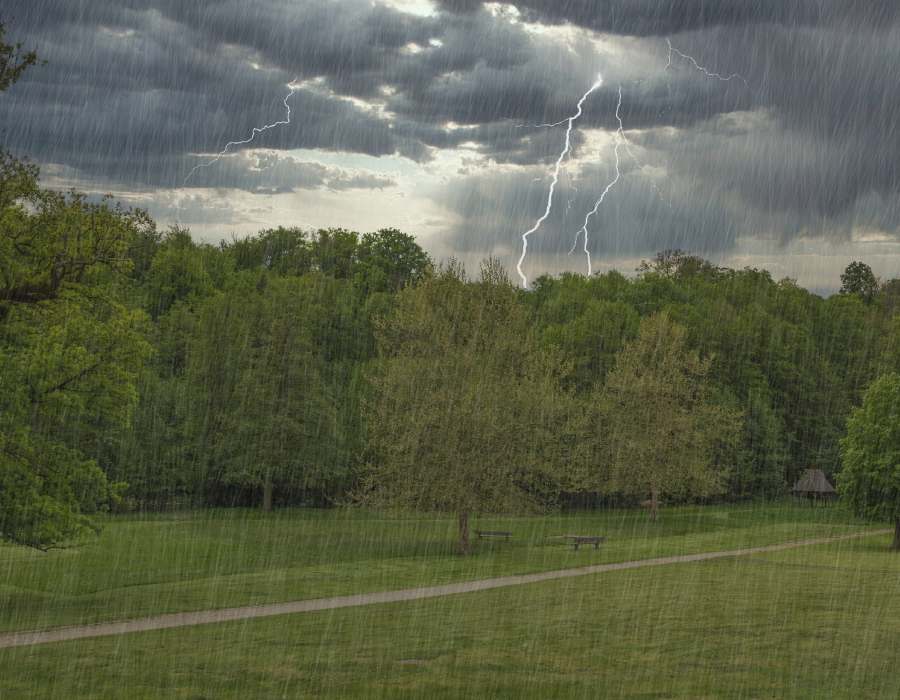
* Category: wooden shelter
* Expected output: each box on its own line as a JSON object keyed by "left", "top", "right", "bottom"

{"left": 792, "top": 468, "right": 837, "bottom": 505}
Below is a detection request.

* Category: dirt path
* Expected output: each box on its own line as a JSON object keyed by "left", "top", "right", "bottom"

{"left": 0, "top": 529, "right": 889, "bottom": 649}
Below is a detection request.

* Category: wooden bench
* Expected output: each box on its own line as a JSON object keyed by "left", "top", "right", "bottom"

{"left": 565, "top": 535, "right": 605, "bottom": 550}
{"left": 475, "top": 530, "right": 512, "bottom": 540}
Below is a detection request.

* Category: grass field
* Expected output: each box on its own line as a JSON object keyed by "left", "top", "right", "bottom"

{"left": 0, "top": 502, "right": 873, "bottom": 635}
{"left": 1, "top": 526, "right": 897, "bottom": 698}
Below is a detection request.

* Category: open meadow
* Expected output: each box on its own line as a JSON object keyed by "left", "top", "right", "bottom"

{"left": 1, "top": 502, "right": 897, "bottom": 697}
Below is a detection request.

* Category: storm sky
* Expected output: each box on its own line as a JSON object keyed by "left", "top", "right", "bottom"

{"left": 3, "top": 0, "right": 899, "bottom": 291}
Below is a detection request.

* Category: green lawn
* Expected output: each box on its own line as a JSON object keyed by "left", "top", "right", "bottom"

{"left": 1, "top": 531, "right": 897, "bottom": 698}
{"left": 0, "top": 501, "right": 873, "bottom": 635}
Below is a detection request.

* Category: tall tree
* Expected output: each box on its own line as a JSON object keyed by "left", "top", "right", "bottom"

{"left": 599, "top": 312, "right": 741, "bottom": 520}
{"left": 839, "top": 373, "right": 900, "bottom": 550}
{"left": 355, "top": 228, "right": 432, "bottom": 294}
{"left": 361, "top": 261, "right": 582, "bottom": 552}
{"left": 840, "top": 261, "right": 879, "bottom": 304}
{"left": 1, "top": 188, "right": 152, "bottom": 547}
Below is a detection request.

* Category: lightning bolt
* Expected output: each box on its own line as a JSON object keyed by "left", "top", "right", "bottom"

{"left": 516, "top": 116, "right": 571, "bottom": 129}
{"left": 568, "top": 86, "right": 623, "bottom": 277}
{"left": 516, "top": 74, "right": 602, "bottom": 288}
{"left": 184, "top": 79, "right": 299, "bottom": 185}
{"left": 665, "top": 39, "right": 748, "bottom": 86}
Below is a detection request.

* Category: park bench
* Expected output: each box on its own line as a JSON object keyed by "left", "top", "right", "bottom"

{"left": 475, "top": 530, "right": 512, "bottom": 540}
{"left": 564, "top": 535, "right": 605, "bottom": 550}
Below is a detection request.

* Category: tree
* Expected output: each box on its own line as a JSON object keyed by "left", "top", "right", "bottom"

{"left": 220, "top": 280, "right": 335, "bottom": 511}
{"left": 355, "top": 228, "right": 432, "bottom": 294}
{"left": 840, "top": 261, "right": 878, "bottom": 304}
{"left": 143, "top": 226, "right": 217, "bottom": 318}
{"left": 361, "top": 261, "right": 582, "bottom": 553}
{"left": 541, "top": 298, "right": 639, "bottom": 391}
{"left": 599, "top": 312, "right": 741, "bottom": 520}
{"left": 838, "top": 373, "right": 900, "bottom": 550}
{"left": 312, "top": 228, "right": 358, "bottom": 279}
{"left": 0, "top": 191, "right": 152, "bottom": 547}
{"left": 226, "top": 227, "right": 313, "bottom": 276}
{"left": 1, "top": 187, "right": 154, "bottom": 314}
{"left": 636, "top": 249, "right": 723, "bottom": 281}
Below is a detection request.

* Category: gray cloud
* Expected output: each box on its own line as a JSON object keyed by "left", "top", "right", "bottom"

{"left": 184, "top": 152, "right": 397, "bottom": 194}
{"left": 436, "top": 1, "right": 900, "bottom": 35}
{"left": 1, "top": 0, "right": 899, "bottom": 281}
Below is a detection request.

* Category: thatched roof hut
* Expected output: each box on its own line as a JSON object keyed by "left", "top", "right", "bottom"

{"left": 792, "top": 469, "right": 837, "bottom": 498}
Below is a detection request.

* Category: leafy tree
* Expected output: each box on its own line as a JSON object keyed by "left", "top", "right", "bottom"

{"left": 879, "top": 315, "right": 900, "bottom": 375}
{"left": 219, "top": 282, "right": 335, "bottom": 510}
{"left": 143, "top": 226, "right": 218, "bottom": 318}
{"left": 361, "top": 261, "right": 582, "bottom": 552}
{"left": 840, "top": 261, "right": 878, "bottom": 303}
{"left": 878, "top": 278, "right": 900, "bottom": 317}
{"left": 312, "top": 228, "right": 358, "bottom": 279}
{"left": 541, "top": 298, "right": 639, "bottom": 390}
{"left": 730, "top": 385, "right": 789, "bottom": 497}
{"left": 838, "top": 373, "right": 900, "bottom": 550}
{"left": 1, "top": 187, "right": 152, "bottom": 547}
{"left": 226, "top": 226, "right": 313, "bottom": 276}
{"left": 2, "top": 187, "right": 154, "bottom": 314}
{"left": 355, "top": 228, "right": 432, "bottom": 294}
{"left": 636, "top": 249, "right": 724, "bottom": 281}
{"left": 598, "top": 312, "right": 741, "bottom": 520}
{"left": 112, "top": 368, "right": 196, "bottom": 509}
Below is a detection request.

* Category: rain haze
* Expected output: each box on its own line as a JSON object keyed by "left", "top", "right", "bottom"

{"left": 2, "top": 3, "right": 900, "bottom": 698}
{"left": 3, "top": 0, "right": 900, "bottom": 291}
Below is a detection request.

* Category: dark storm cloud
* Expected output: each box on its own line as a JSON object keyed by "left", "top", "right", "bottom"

{"left": 0, "top": 0, "right": 435, "bottom": 185}
{"left": 435, "top": 1, "right": 900, "bottom": 35}
{"left": 2, "top": 0, "right": 899, "bottom": 268}
{"left": 0, "top": 0, "right": 760, "bottom": 177}
{"left": 630, "top": 23, "right": 900, "bottom": 230}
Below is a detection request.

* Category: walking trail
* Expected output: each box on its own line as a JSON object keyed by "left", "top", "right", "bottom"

{"left": 0, "top": 529, "right": 889, "bottom": 649}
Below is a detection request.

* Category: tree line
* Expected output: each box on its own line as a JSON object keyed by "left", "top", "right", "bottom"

{"left": 4, "top": 170, "right": 899, "bottom": 549}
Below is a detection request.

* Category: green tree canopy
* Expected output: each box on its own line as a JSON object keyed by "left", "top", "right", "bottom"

{"left": 355, "top": 228, "right": 432, "bottom": 294}
{"left": 598, "top": 312, "right": 741, "bottom": 519}
{"left": 838, "top": 373, "right": 900, "bottom": 549}
{"left": 360, "top": 261, "right": 583, "bottom": 552}
{"left": 840, "top": 261, "right": 879, "bottom": 304}
{"left": 0, "top": 184, "right": 152, "bottom": 548}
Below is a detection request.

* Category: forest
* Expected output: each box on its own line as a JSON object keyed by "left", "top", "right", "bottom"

{"left": 3, "top": 141, "right": 899, "bottom": 549}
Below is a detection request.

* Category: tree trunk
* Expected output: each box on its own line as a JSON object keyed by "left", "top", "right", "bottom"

{"left": 649, "top": 486, "right": 660, "bottom": 522}
{"left": 458, "top": 511, "right": 470, "bottom": 555}
{"left": 893, "top": 519, "right": 900, "bottom": 551}
{"left": 262, "top": 471, "right": 273, "bottom": 512}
